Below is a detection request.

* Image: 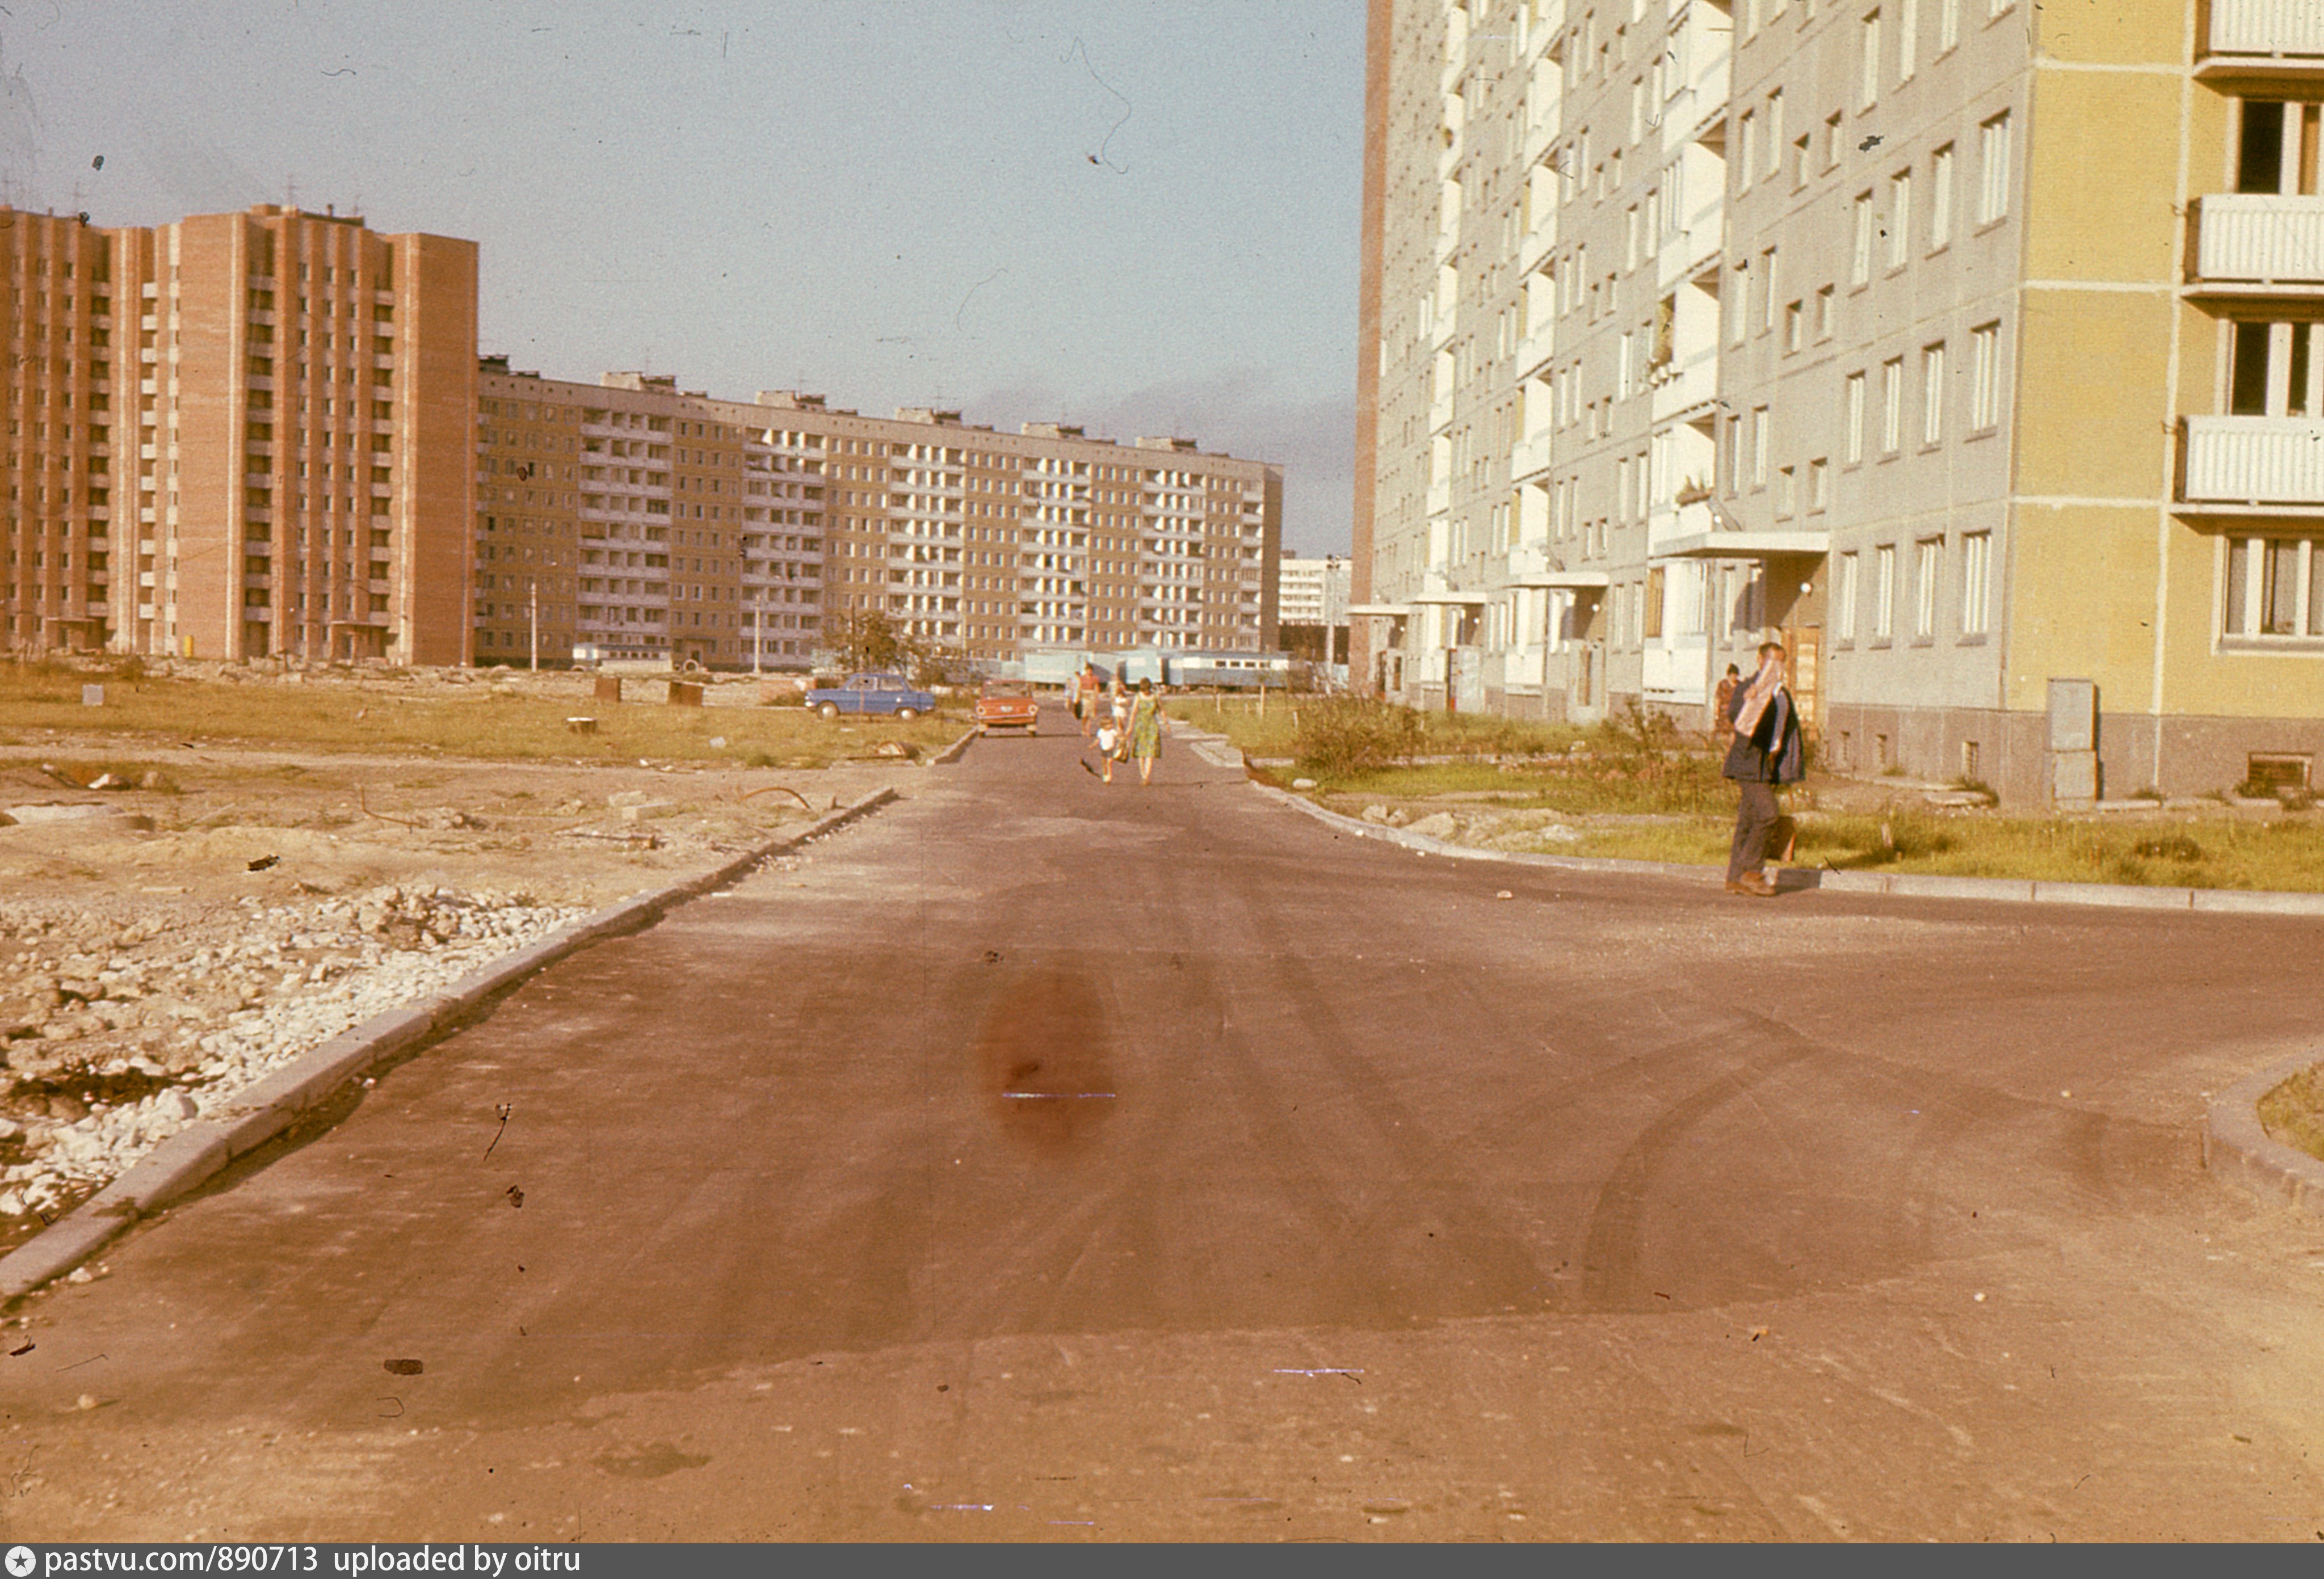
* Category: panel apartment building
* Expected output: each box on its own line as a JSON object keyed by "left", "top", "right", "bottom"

{"left": 473, "top": 367, "right": 1284, "bottom": 670}
{"left": 0, "top": 203, "right": 474, "bottom": 664}
{"left": 1356, "top": 0, "right": 2324, "bottom": 803}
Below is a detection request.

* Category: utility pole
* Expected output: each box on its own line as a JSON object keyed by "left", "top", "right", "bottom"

{"left": 528, "top": 579, "right": 539, "bottom": 672}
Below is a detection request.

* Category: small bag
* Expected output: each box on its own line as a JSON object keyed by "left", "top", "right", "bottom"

{"left": 1767, "top": 814, "right": 1798, "bottom": 865}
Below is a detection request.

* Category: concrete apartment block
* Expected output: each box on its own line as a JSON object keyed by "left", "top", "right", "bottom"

{"left": 0, "top": 203, "right": 476, "bottom": 666}
{"left": 471, "top": 374, "right": 1282, "bottom": 670}
{"left": 473, "top": 365, "right": 825, "bottom": 670}
{"left": 782, "top": 398, "right": 1280, "bottom": 666}
{"left": 1357, "top": 0, "right": 2324, "bottom": 804}
{"left": 1278, "top": 555, "right": 1352, "bottom": 627}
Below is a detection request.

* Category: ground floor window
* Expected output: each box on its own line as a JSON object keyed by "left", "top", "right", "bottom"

{"left": 2224, "top": 534, "right": 2324, "bottom": 641}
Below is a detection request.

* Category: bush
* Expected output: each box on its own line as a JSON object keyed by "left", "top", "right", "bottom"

{"left": 1295, "top": 697, "right": 1422, "bottom": 776}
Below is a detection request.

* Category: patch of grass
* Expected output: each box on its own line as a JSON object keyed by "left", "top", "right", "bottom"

{"left": 0, "top": 669, "right": 965, "bottom": 768}
{"left": 1321, "top": 760, "right": 2324, "bottom": 891}
{"left": 1320, "top": 748, "right": 1729, "bottom": 816}
{"left": 1169, "top": 696, "right": 1590, "bottom": 766}
{"left": 2259, "top": 1063, "right": 2324, "bottom": 1164}
{"left": 1165, "top": 697, "right": 1302, "bottom": 757}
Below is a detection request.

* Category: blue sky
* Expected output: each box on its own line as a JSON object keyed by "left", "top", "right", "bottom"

{"left": 2, "top": 1, "right": 1365, "bottom": 554}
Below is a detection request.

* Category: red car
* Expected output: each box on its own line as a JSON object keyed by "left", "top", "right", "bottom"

{"left": 973, "top": 679, "right": 1040, "bottom": 734}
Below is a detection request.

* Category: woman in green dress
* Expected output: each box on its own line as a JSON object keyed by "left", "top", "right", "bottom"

{"left": 1125, "top": 678, "right": 1163, "bottom": 786}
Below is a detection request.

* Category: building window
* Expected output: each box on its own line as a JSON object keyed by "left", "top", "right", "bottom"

{"left": 1766, "top": 91, "right": 1785, "bottom": 181}
{"left": 1846, "top": 372, "right": 1867, "bottom": 463}
{"left": 1809, "top": 457, "right": 1830, "bottom": 511}
{"left": 1875, "top": 544, "right": 1896, "bottom": 639}
{"left": 1939, "top": 0, "right": 1960, "bottom": 52}
{"left": 1914, "top": 537, "right": 1941, "bottom": 637}
{"left": 1860, "top": 9, "right": 1882, "bottom": 110}
{"left": 1897, "top": 0, "right": 1918, "bottom": 82}
{"left": 1851, "top": 191, "right": 1875, "bottom": 285}
{"left": 1961, "top": 530, "right": 1991, "bottom": 635}
{"left": 1978, "top": 112, "right": 2012, "bottom": 225}
{"left": 1888, "top": 170, "right": 1912, "bottom": 268}
{"left": 1838, "top": 551, "right": 1861, "bottom": 641}
{"left": 1785, "top": 298, "right": 1805, "bottom": 352}
{"left": 1777, "top": 465, "right": 1798, "bottom": 516}
{"left": 1881, "top": 357, "right": 1905, "bottom": 454}
{"left": 1738, "top": 110, "right": 1758, "bottom": 190}
{"left": 2224, "top": 536, "right": 2324, "bottom": 639}
{"left": 2234, "top": 99, "right": 2324, "bottom": 196}
{"left": 1751, "top": 404, "right": 1771, "bottom": 487}
{"left": 1922, "top": 342, "right": 1946, "bottom": 445}
{"left": 1918, "top": 149, "right": 1953, "bottom": 258}
{"left": 1970, "top": 321, "right": 2002, "bottom": 430}
{"left": 1762, "top": 247, "right": 1780, "bottom": 331}
{"left": 2230, "top": 321, "right": 2322, "bottom": 415}
{"left": 1825, "top": 111, "right": 1846, "bottom": 170}
{"left": 1816, "top": 284, "right": 1837, "bottom": 340}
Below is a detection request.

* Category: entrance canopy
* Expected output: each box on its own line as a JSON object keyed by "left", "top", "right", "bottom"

{"left": 1657, "top": 528, "right": 1830, "bottom": 561}
{"left": 1504, "top": 570, "right": 1611, "bottom": 588}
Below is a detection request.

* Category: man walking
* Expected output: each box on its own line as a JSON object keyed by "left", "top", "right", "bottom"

{"left": 1073, "top": 662, "right": 1102, "bottom": 738}
{"left": 1722, "top": 641, "right": 1803, "bottom": 898}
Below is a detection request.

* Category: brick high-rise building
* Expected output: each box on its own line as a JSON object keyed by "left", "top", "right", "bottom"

{"left": 0, "top": 203, "right": 476, "bottom": 664}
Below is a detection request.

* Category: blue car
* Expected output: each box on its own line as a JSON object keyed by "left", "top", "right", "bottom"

{"left": 804, "top": 671, "right": 938, "bottom": 720}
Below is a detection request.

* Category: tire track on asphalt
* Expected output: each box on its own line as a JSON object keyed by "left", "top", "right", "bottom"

{"left": 1169, "top": 848, "right": 1562, "bottom": 1329}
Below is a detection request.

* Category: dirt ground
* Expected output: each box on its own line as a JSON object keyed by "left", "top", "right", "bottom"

{"left": 0, "top": 717, "right": 937, "bottom": 1249}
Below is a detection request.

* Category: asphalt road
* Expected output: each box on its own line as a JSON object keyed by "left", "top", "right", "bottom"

{"left": 5, "top": 705, "right": 2323, "bottom": 1541}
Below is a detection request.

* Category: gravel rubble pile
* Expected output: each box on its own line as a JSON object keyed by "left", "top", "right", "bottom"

{"left": 0, "top": 886, "right": 588, "bottom": 1229}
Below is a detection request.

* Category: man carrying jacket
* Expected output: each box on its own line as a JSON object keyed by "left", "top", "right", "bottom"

{"left": 1722, "top": 641, "right": 1804, "bottom": 898}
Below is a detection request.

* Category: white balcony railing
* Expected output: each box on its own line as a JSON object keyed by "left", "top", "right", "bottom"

{"left": 1510, "top": 427, "right": 1554, "bottom": 482}
{"left": 2184, "top": 415, "right": 2324, "bottom": 504}
{"left": 2196, "top": 195, "right": 2324, "bottom": 281}
{"left": 2210, "top": 0, "right": 2324, "bottom": 56}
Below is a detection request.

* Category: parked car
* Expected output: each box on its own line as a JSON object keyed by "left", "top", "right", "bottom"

{"left": 974, "top": 678, "right": 1040, "bottom": 734}
{"left": 802, "top": 671, "right": 937, "bottom": 720}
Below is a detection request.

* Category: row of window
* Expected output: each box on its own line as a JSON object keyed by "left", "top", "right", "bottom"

{"left": 1834, "top": 532, "right": 1993, "bottom": 645}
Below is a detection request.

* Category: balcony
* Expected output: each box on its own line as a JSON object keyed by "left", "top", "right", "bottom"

{"left": 1510, "top": 427, "right": 1554, "bottom": 482}
{"left": 2208, "top": 0, "right": 2324, "bottom": 58}
{"left": 2192, "top": 195, "right": 2324, "bottom": 285}
{"left": 2183, "top": 415, "right": 2324, "bottom": 507}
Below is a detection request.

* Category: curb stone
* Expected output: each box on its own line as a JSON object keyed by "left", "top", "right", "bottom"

{"left": 0, "top": 786, "right": 900, "bottom": 1305}
{"left": 2204, "top": 1052, "right": 2324, "bottom": 1218}
{"left": 1242, "top": 777, "right": 2324, "bottom": 915}
{"left": 930, "top": 725, "right": 980, "bottom": 766}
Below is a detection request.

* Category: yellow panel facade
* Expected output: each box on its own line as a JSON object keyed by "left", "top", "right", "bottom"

{"left": 2010, "top": 289, "right": 2173, "bottom": 499}
{"left": 2031, "top": 0, "right": 2188, "bottom": 68}
{"left": 2002, "top": 502, "right": 2160, "bottom": 707}
{"left": 2020, "top": 71, "right": 2183, "bottom": 283}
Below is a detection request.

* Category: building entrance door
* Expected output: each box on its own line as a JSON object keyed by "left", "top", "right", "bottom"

{"left": 1785, "top": 625, "right": 1822, "bottom": 739}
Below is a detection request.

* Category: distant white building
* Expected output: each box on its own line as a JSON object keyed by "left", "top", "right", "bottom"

{"left": 1277, "top": 555, "right": 1352, "bottom": 629}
